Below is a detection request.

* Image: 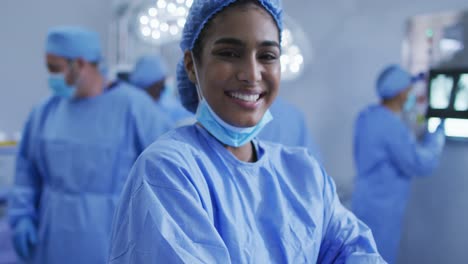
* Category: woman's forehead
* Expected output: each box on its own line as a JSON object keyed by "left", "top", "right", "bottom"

{"left": 203, "top": 4, "right": 280, "bottom": 44}
{"left": 216, "top": 2, "right": 273, "bottom": 21}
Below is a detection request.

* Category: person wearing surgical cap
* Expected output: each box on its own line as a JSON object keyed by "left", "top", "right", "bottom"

{"left": 129, "top": 55, "right": 193, "bottom": 126}
{"left": 8, "top": 26, "right": 172, "bottom": 264}
{"left": 351, "top": 64, "right": 445, "bottom": 263}
{"left": 108, "top": 1, "right": 385, "bottom": 263}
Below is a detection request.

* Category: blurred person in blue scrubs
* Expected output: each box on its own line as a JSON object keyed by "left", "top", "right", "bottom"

{"left": 351, "top": 64, "right": 445, "bottom": 264}
{"left": 8, "top": 26, "right": 172, "bottom": 264}
{"left": 259, "top": 97, "right": 322, "bottom": 160}
{"left": 129, "top": 55, "right": 194, "bottom": 126}
{"left": 108, "top": 1, "right": 385, "bottom": 263}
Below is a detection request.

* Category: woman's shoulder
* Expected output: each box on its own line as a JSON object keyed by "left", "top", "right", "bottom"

{"left": 260, "top": 139, "right": 310, "bottom": 157}
{"left": 259, "top": 140, "right": 328, "bottom": 195}
{"left": 260, "top": 139, "right": 322, "bottom": 169}
{"left": 127, "top": 125, "right": 209, "bottom": 195}
{"left": 142, "top": 125, "right": 204, "bottom": 160}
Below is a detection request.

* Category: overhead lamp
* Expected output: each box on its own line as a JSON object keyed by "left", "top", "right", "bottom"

{"left": 136, "top": 0, "right": 193, "bottom": 45}
{"left": 280, "top": 15, "right": 311, "bottom": 81}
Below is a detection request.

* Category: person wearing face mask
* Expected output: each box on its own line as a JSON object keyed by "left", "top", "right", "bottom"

{"left": 8, "top": 26, "right": 172, "bottom": 264}
{"left": 351, "top": 64, "right": 446, "bottom": 264}
{"left": 129, "top": 55, "right": 194, "bottom": 126}
{"left": 108, "top": 1, "right": 385, "bottom": 263}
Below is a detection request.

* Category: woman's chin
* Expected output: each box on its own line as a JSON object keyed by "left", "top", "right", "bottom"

{"left": 230, "top": 116, "right": 262, "bottom": 128}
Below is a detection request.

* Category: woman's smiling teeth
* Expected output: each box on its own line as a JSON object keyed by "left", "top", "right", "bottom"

{"left": 228, "top": 92, "right": 260, "bottom": 102}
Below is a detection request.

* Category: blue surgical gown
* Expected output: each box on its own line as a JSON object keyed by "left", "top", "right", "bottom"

{"left": 8, "top": 82, "right": 172, "bottom": 264}
{"left": 351, "top": 105, "right": 444, "bottom": 264}
{"left": 108, "top": 124, "right": 386, "bottom": 263}
{"left": 259, "top": 97, "right": 322, "bottom": 161}
{"left": 157, "top": 93, "right": 194, "bottom": 126}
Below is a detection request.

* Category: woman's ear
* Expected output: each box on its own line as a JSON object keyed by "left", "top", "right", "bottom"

{"left": 184, "top": 51, "right": 197, "bottom": 84}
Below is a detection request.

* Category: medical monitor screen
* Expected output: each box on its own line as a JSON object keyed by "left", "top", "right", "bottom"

{"left": 427, "top": 69, "right": 468, "bottom": 119}
{"left": 454, "top": 74, "right": 468, "bottom": 111}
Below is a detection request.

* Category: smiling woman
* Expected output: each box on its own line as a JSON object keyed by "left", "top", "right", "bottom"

{"left": 186, "top": 2, "right": 281, "bottom": 127}
{"left": 107, "top": 1, "right": 387, "bottom": 263}
{"left": 184, "top": 2, "right": 281, "bottom": 158}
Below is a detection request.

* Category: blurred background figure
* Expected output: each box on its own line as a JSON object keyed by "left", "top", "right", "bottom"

{"left": 0, "top": 144, "right": 17, "bottom": 264}
{"left": 129, "top": 55, "right": 194, "bottom": 126}
{"left": 351, "top": 64, "right": 446, "bottom": 264}
{"left": 259, "top": 97, "right": 322, "bottom": 161}
{"left": 8, "top": 26, "right": 171, "bottom": 264}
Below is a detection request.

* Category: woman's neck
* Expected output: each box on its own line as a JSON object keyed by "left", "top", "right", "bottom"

{"left": 226, "top": 142, "right": 257, "bottom": 162}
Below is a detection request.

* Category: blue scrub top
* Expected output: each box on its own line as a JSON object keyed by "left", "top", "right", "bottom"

{"left": 8, "top": 82, "right": 172, "bottom": 264}
{"left": 109, "top": 124, "right": 385, "bottom": 263}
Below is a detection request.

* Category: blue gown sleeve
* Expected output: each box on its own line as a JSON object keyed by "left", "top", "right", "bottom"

{"left": 108, "top": 147, "right": 230, "bottom": 263}
{"left": 386, "top": 123, "right": 444, "bottom": 178}
{"left": 8, "top": 110, "right": 42, "bottom": 228}
{"left": 317, "top": 167, "right": 387, "bottom": 263}
{"left": 130, "top": 97, "right": 173, "bottom": 152}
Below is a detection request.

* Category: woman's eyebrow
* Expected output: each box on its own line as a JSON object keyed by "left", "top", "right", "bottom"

{"left": 214, "top": 37, "right": 244, "bottom": 46}
{"left": 259, "top": 40, "right": 280, "bottom": 49}
{"left": 214, "top": 38, "right": 280, "bottom": 49}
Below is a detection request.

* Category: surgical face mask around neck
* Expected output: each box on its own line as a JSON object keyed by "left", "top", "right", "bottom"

{"left": 191, "top": 53, "right": 273, "bottom": 147}
{"left": 403, "top": 93, "right": 417, "bottom": 112}
{"left": 196, "top": 99, "right": 273, "bottom": 147}
{"left": 48, "top": 73, "right": 76, "bottom": 99}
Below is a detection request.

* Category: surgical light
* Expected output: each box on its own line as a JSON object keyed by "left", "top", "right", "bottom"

{"left": 136, "top": 0, "right": 193, "bottom": 45}
{"left": 280, "top": 16, "right": 311, "bottom": 81}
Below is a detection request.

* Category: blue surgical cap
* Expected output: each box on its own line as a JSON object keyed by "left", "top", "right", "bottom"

{"left": 129, "top": 55, "right": 168, "bottom": 89}
{"left": 177, "top": 0, "right": 283, "bottom": 113}
{"left": 376, "top": 64, "right": 416, "bottom": 99}
{"left": 46, "top": 26, "right": 101, "bottom": 62}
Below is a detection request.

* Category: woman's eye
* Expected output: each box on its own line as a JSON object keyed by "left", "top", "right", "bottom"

{"left": 217, "top": 50, "right": 239, "bottom": 58}
{"left": 259, "top": 53, "right": 278, "bottom": 61}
